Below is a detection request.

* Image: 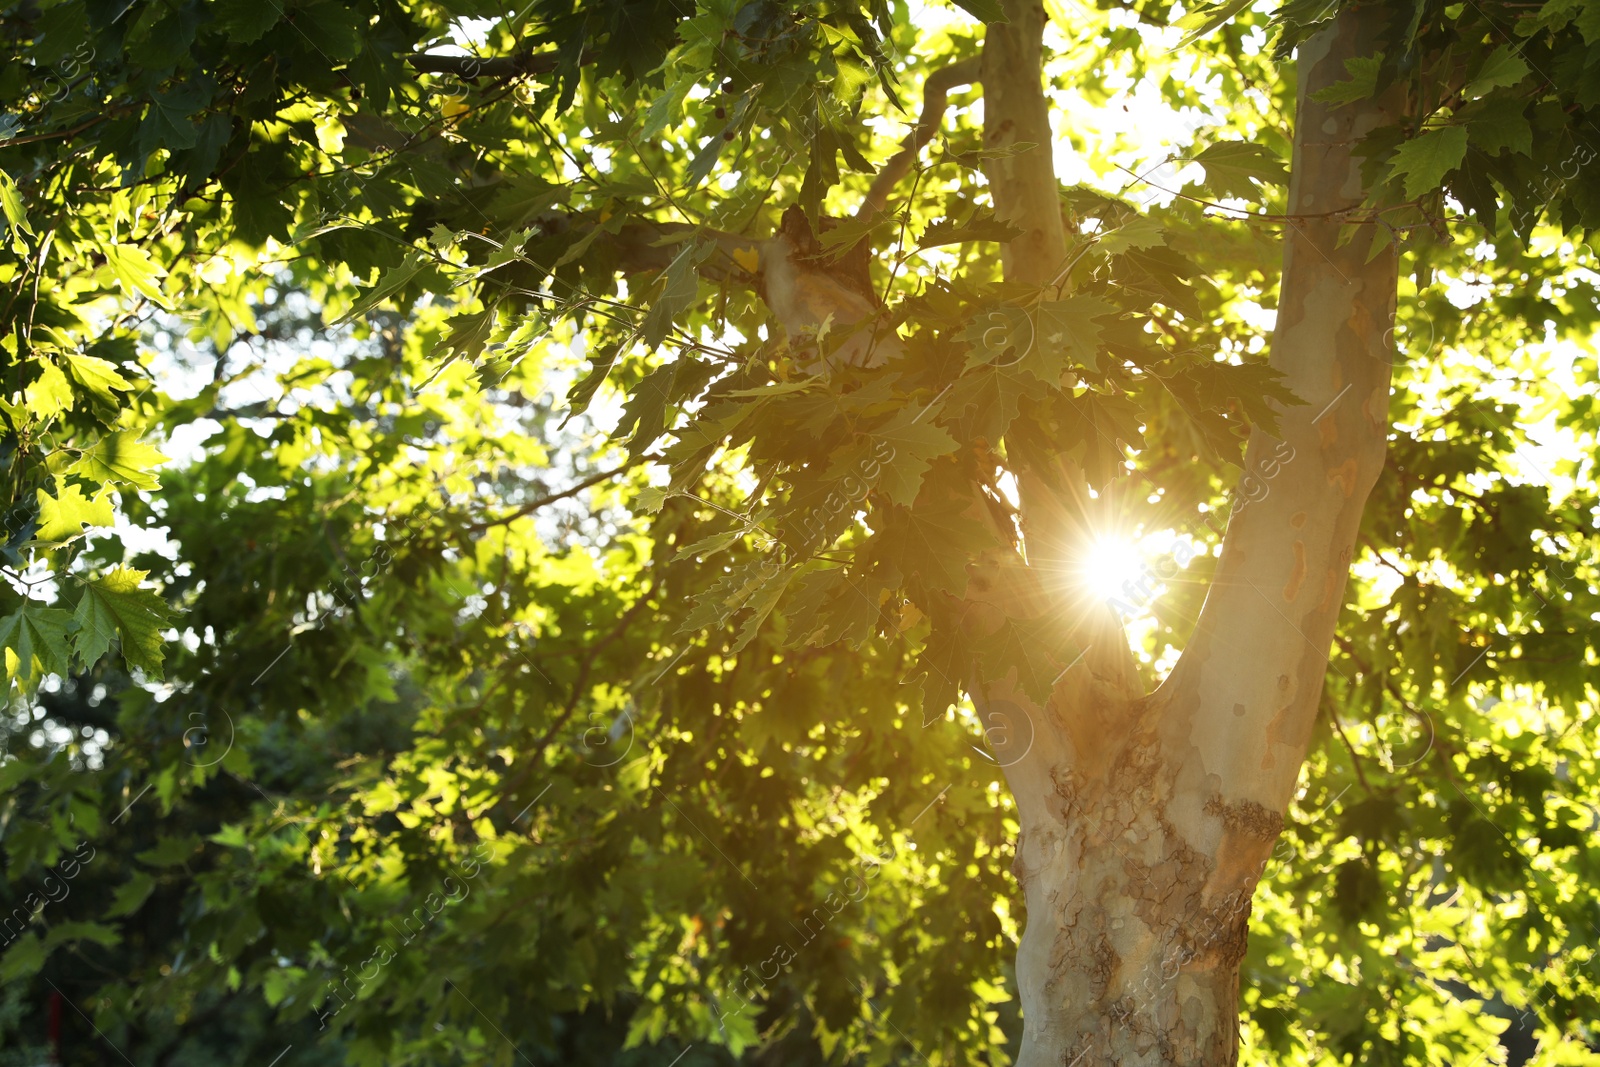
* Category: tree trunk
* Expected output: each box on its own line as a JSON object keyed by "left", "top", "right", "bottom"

{"left": 987, "top": 4, "right": 1407, "bottom": 1063}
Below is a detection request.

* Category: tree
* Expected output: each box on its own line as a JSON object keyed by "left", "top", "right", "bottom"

{"left": 2, "top": 0, "right": 1600, "bottom": 1064}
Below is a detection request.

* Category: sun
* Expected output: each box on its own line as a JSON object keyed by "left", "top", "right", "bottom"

{"left": 1079, "top": 535, "right": 1149, "bottom": 606}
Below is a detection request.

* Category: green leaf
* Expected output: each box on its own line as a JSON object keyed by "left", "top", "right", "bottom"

{"left": 1464, "top": 96, "right": 1533, "bottom": 157}
{"left": 137, "top": 833, "right": 202, "bottom": 868}
{"left": 887, "top": 499, "right": 994, "bottom": 598}
{"left": 1192, "top": 141, "right": 1290, "bottom": 200}
{"left": 943, "top": 361, "right": 1031, "bottom": 443}
{"left": 0, "top": 934, "right": 45, "bottom": 983}
{"left": 0, "top": 602, "right": 75, "bottom": 684}
{"left": 104, "top": 245, "right": 173, "bottom": 309}
{"left": 948, "top": 0, "right": 1008, "bottom": 22}
{"left": 210, "top": 0, "right": 280, "bottom": 43}
{"left": 1031, "top": 296, "right": 1119, "bottom": 379}
{"left": 862, "top": 411, "right": 961, "bottom": 507}
{"left": 43, "top": 921, "right": 121, "bottom": 952}
{"left": 640, "top": 241, "right": 708, "bottom": 349}
{"left": 24, "top": 359, "right": 73, "bottom": 420}
{"left": 106, "top": 872, "right": 157, "bottom": 918}
{"left": 0, "top": 167, "right": 31, "bottom": 239}
{"left": 64, "top": 353, "right": 133, "bottom": 405}
{"left": 641, "top": 75, "right": 692, "bottom": 141}
{"left": 730, "top": 565, "right": 794, "bottom": 652}
{"left": 1174, "top": 0, "right": 1255, "bottom": 45}
{"left": 960, "top": 306, "right": 1034, "bottom": 373}
{"left": 34, "top": 479, "right": 116, "bottom": 544}
{"left": 1386, "top": 126, "right": 1468, "bottom": 200}
{"left": 1463, "top": 45, "right": 1532, "bottom": 100}
{"left": 634, "top": 486, "right": 669, "bottom": 514}
{"left": 1096, "top": 216, "right": 1165, "bottom": 256}
{"left": 75, "top": 567, "right": 173, "bottom": 676}
{"left": 299, "top": 3, "right": 364, "bottom": 60}
{"left": 1310, "top": 54, "right": 1383, "bottom": 106}
{"left": 564, "top": 341, "right": 622, "bottom": 420}
{"left": 917, "top": 214, "right": 1024, "bottom": 249}
{"left": 69, "top": 434, "right": 170, "bottom": 491}
{"left": 617, "top": 357, "right": 718, "bottom": 460}
{"left": 681, "top": 560, "right": 783, "bottom": 637}
{"left": 140, "top": 86, "right": 202, "bottom": 154}
{"left": 333, "top": 250, "right": 427, "bottom": 326}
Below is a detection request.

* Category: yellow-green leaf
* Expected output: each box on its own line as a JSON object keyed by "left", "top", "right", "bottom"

{"left": 68, "top": 433, "right": 170, "bottom": 491}
{"left": 104, "top": 244, "right": 173, "bottom": 309}
{"left": 1386, "top": 126, "right": 1468, "bottom": 200}
{"left": 64, "top": 352, "right": 133, "bottom": 405}
{"left": 0, "top": 602, "right": 75, "bottom": 684}
{"left": 1463, "top": 45, "right": 1532, "bottom": 100}
{"left": 0, "top": 167, "right": 31, "bottom": 239}
{"left": 34, "top": 479, "right": 117, "bottom": 544}
{"left": 75, "top": 567, "right": 173, "bottom": 676}
{"left": 24, "top": 358, "right": 73, "bottom": 419}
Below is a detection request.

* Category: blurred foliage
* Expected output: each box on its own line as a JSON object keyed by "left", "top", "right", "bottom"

{"left": 0, "top": 0, "right": 1596, "bottom": 1064}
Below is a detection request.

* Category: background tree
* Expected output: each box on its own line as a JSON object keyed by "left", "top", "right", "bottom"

{"left": 1, "top": 0, "right": 1599, "bottom": 1064}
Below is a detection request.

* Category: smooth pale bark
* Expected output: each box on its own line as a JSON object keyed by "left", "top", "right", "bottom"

{"left": 983, "top": 4, "right": 1406, "bottom": 1064}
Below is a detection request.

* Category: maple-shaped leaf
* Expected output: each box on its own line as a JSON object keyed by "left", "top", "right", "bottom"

{"left": 68, "top": 434, "right": 170, "bottom": 491}
{"left": 971, "top": 614, "right": 1083, "bottom": 705}
{"left": 781, "top": 566, "right": 845, "bottom": 648}
{"left": 74, "top": 567, "right": 173, "bottom": 676}
{"left": 863, "top": 410, "right": 960, "bottom": 507}
{"left": 103, "top": 244, "right": 173, "bottom": 310}
{"left": 24, "top": 358, "right": 73, "bottom": 420}
{"left": 1386, "top": 126, "right": 1467, "bottom": 200}
{"left": 1191, "top": 142, "right": 1290, "bottom": 201}
{"left": 913, "top": 616, "right": 964, "bottom": 724}
{"left": 943, "top": 361, "right": 1032, "bottom": 444}
{"left": 0, "top": 166, "right": 32, "bottom": 240}
{"left": 1096, "top": 216, "right": 1165, "bottom": 256}
{"left": 0, "top": 602, "right": 74, "bottom": 684}
{"left": 640, "top": 240, "right": 709, "bottom": 349}
{"left": 1310, "top": 54, "right": 1383, "bottom": 107}
{"left": 882, "top": 500, "right": 994, "bottom": 598}
{"left": 1462, "top": 96, "right": 1532, "bottom": 157}
{"left": 63, "top": 353, "right": 133, "bottom": 406}
{"left": 1463, "top": 45, "right": 1531, "bottom": 100}
{"left": 808, "top": 571, "right": 893, "bottom": 648}
{"left": 960, "top": 306, "right": 1034, "bottom": 372}
{"left": 0, "top": 934, "right": 45, "bottom": 983}
{"left": 918, "top": 214, "right": 1024, "bottom": 249}
{"left": 617, "top": 357, "right": 719, "bottom": 461}
{"left": 1028, "top": 297, "right": 1118, "bottom": 381}
{"left": 679, "top": 559, "right": 781, "bottom": 637}
{"left": 34, "top": 480, "right": 116, "bottom": 544}
{"left": 331, "top": 250, "right": 427, "bottom": 326}
{"left": 1173, "top": 0, "right": 1253, "bottom": 44}
{"left": 731, "top": 565, "right": 794, "bottom": 652}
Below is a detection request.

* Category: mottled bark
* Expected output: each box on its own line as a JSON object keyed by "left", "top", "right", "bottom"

{"left": 985, "top": 4, "right": 1406, "bottom": 1064}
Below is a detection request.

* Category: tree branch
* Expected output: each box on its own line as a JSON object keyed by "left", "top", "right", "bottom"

{"left": 406, "top": 50, "right": 560, "bottom": 80}
{"left": 979, "top": 0, "right": 1067, "bottom": 288}
{"left": 856, "top": 57, "right": 982, "bottom": 220}
{"left": 467, "top": 457, "right": 653, "bottom": 533}
{"left": 1158, "top": 5, "right": 1411, "bottom": 811}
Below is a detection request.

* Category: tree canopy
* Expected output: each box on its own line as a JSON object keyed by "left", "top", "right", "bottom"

{"left": 1, "top": 0, "right": 1599, "bottom": 1063}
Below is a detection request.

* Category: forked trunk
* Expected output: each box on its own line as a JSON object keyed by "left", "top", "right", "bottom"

{"left": 989, "top": 4, "right": 1406, "bottom": 1063}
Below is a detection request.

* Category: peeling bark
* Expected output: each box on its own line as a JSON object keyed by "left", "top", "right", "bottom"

{"left": 982, "top": 4, "right": 1407, "bottom": 1064}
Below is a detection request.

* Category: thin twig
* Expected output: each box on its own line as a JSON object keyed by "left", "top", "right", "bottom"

{"left": 467, "top": 457, "right": 654, "bottom": 533}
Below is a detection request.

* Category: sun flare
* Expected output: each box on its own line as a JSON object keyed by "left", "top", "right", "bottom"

{"left": 1080, "top": 536, "right": 1148, "bottom": 605}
